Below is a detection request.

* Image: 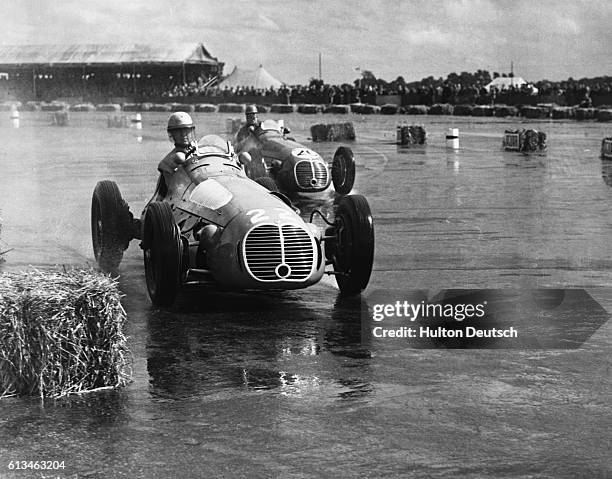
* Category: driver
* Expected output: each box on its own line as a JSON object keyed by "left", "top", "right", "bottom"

{"left": 236, "top": 105, "right": 261, "bottom": 143}
{"left": 158, "top": 111, "right": 198, "bottom": 175}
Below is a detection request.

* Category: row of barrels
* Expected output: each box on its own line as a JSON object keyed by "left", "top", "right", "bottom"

{"left": 2, "top": 100, "right": 612, "bottom": 121}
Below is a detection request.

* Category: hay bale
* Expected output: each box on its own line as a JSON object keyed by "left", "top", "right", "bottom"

{"left": 149, "top": 103, "right": 172, "bottom": 112}
{"left": 350, "top": 103, "right": 379, "bottom": 114}
{"left": 472, "top": 105, "right": 494, "bottom": 117}
{"left": 298, "top": 104, "right": 322, "bottom": 114}
{"left": 41, "top": 101, "right": 69, "bottom": 112}
{"left": 168, "top": 103, "right": 195, "bottom": 112}
{"left": 70, "top": 103, "right": 96, "bottom": 112}
{"left": 404, "top": 105, "right": 428, "bottom": 115}
{"left": 453, "top": 104, "right": 474, "bottom": 116}
{"left": 379, "top": 104, "right": 399, "bottom": 115}
{"left": 270, "top": 104, "right": 296, "bottom": 114}
{"left": 310, "top": 122, "right": 356, "bottom": 141}
{"left": 121, "top": 103, "right": 142, "bottom": 112}
{"left": 494, "top": 105, "right": 518, "bottom": 117}
{"left": 218, "top": 103, "right": 245, "bottom": 113}
{"left": 397, "top": 125, "right": 427, "bottom": 145}
{"left": 520, "top": 106, "right": 548, "bottom": 119}
{"left": 0, "top": 269, "right": 130, "bottom": 398}
{"left": 96, "top": 103, "right": 121, "bottom": 112}
{"left": 575, "top": 108, "right": 596, "bottom": 121}
{"left": 324, "top": 104, "right": 350, "bottom": 114}
{"left": 194, "top": 103, "right": 217, "bottom": 113}
{"left": 428, "top": 103, "right": 454, "bottom": 115}
{"left": 552, "top": 107, "right": 575, "bottom": 119}
{"left": 596, "top": 109, "right": 612, "bottom": 122}
{"left": 503, "top": 129, "right": 547, "bottom": 152}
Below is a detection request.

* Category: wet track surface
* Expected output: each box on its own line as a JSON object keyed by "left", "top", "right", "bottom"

{"left": 0, "top": 112, "right": 611, "bottom": 478}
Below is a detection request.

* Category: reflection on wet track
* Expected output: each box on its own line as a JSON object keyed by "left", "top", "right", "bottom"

{"left": 0, "top": 112, "right": 611, "bottom": 478}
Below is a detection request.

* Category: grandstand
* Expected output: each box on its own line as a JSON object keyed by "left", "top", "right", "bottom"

{"left": 0, "top": 43, "right": 223, "bottom": 103}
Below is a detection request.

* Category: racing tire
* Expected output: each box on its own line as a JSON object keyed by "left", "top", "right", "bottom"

{"left": 255, "top": 176, "right": 279, "bottom": 192}
{"left": 142, "top": 202, "right": 183, "bottom": 307}
{"left": 332, "top": 146, "right": 356, "bottom": 195}
{"left": 243, "top": 150, "right": 268, "bottom": 180}
{"left": 332, "top": 194, "right": 374, "bottom": 295}
{"left": 91, "top": 180, "right": 132, "bottom": 272}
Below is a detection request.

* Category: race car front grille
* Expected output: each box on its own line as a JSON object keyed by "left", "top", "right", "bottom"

{"left": 295, "top": 160, "right": 329, "bottom": 189}
{"left": 244, "top": 224, "right": 315, "bottom": 282}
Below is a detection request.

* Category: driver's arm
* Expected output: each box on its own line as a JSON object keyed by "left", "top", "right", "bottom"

{"left": 158, "top": 150, "right": 188, "bottom": 174}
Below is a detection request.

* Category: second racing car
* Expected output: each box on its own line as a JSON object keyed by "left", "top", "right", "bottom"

{"left": 234, "top": 119, "right": 356, "bottom": 196}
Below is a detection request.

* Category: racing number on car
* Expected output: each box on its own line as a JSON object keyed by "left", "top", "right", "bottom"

{"left": 246, "top": 208, "right": 295, "bottom": 224}
{"left": 293, "top": 148, "right": 318, "bottom": 160}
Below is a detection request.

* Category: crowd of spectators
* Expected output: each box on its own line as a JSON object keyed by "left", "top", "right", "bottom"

{"left": 2, "top": 67, "right": 612, "bottom": 108}
{"left": 160, "top": 72, "right": 612, "bottom": 108}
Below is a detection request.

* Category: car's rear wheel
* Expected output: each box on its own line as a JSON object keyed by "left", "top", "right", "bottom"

{"left": 91, "top": 180, "right": 132, "bottom": 272}
{"left": 332, "top": 194, "right": 374, "bottom": 295}
{"left": 142, "top": 202, "right": 182, "bottom": 306}
{"left": 332, "top": 146, "right": 356, "bottom": 194}
{"left": 255, "top": 176, "right": 279, "bottom": 192}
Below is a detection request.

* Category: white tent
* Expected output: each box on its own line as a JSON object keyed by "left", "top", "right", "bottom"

{"left": 485, "top": 76, "right": 528, "bottom": 92}
{"left": 219, "top": 65, "right": 284, "bottom": 89}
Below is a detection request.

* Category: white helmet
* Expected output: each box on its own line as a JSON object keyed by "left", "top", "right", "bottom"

{"left": 167, "top": 112, "right": 194, "bottom": 131}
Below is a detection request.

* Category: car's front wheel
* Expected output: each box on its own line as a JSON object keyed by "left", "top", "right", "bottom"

{"left": 331, "top": 194, "right": 374, "bottom": 295}
{"left": 332, "top": 146, "right": 356, "bottom": 194}
{"left": 142, "top": 202, "right": 182, "bottom": 306}
{"left": 91, "top": 180, "right": 132, "bottom": 273}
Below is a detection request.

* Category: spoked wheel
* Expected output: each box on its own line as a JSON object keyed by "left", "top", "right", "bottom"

{"left": 331, "top": 194, "right": 374, "bottom": 295}
{"left": 142, "top": 202, "right": 183, "bottom": 307}
{"left": 242, "top": 150, "right": 268, "bottom": 180}
{"left": 91, "top": 180, "right": 132, "bottom": 273}
{"left": 331, "top": 146, "right": 356, "bottom": 195}
{"left": 255, "top": 176, "right": 279, "bottom": 192}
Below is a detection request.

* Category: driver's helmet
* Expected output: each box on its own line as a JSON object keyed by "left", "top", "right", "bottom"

{"left": 245, "top": 105, "right": 259, "bottom": 126}
{"left": 167, "top": 111, "right": 195, "bottom": 146}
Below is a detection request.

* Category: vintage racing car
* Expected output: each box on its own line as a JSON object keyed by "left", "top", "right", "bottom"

{"left": 91, "top": 135, "right": 374, "bottom": 306}
{"left": 234, "top": 119, "right": 356, "bottom": 195}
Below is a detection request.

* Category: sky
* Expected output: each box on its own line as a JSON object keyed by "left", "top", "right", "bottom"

{"left": 1, "top": 0, "right": 611, "bottom": 85}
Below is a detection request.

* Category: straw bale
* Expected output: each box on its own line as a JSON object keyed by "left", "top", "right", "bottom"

{"left": 218, "top": 103, "right": 246, "bottom": 113}
{"left": 596, "top": 109, "right": 612, "bottom": 122}
{"left": 310, "top": 122, "right": 356, "bottom": 141}
{"left": 96, "top": 103, "right": 122, "bottom": 112}
{"left": 428, "top": 104, "right": 453, "bottom": 115}
{"left": 194, "top": 103, "right": 217, "bottom": 113}
{"left": 0, "top": 269, "right": 130, "bottom": 398}
{"left": 70, "top": 103, "right": 96, "bottom": 112}
{"left": 350, "top": 103, "right": 379, "bottom": 114}
{"left": 494, "top": 105, "right": 518, "bottom": 117}
{"left": 324, "top": 105, "right": 350, "bottom": 114}
{"left": 121, "top": 103, "right": 142, "bottom": 112}
{"left": 379, "top": 104, "right": 398, "bottom": 115}
{"left": 404, "top": 105, "right": 428, "bottom": 115}
{"left": 397, "top": 125, "right": 427, "bottom": 145}
{"left": 575, "top": 108, "right": 596, "bottom": 121}
{"left": 270, "top": 104, "right": 296, "bottom": 114}
{"left": 298, "top": 104, "right": 322, "bottom": 114}
{"left": 453, "top": 105, "right": 474, "bottom": 116}
{"left": 551, "top": 107, "right": 575, "bottom": 119}
{"left": 169, "top": 103, "right": 195, "bottom": 112}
